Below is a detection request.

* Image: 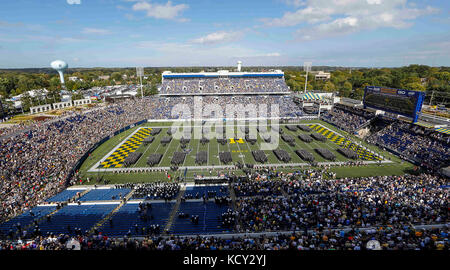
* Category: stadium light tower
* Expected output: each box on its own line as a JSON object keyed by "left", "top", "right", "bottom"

{"left": 303, "top": 61, "right": 312, "bottom": 94}
{"left": 136, "top": 67, "right": 144, "bottom": 98}
{"left": 51, "top": 60, "right": 68, "bottom": 87}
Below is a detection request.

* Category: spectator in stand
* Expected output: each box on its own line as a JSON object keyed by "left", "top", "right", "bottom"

{"left": 367, "top": 121, "right": 449, "bottom": 170}
{"left": 321, "top": 105, "right": 374, "bottom": 133}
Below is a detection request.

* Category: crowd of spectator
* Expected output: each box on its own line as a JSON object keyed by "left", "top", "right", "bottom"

{"left": 160, "top": 95, "right": 303, "bottom": 119}
{"left": 321, "top": 105, "right": 375, "bottom": 133}
{"left": 0, "top": 94, "right": 304, "bottom": 224}
{"left": 0, "top": 161, "right": 448, "bottom": 250}
{"left": 160, "top": 77, "right": 290, "bottom": 95}
{"left": 0, "top": 105, "right": 98, "bottom": 139}
{"left": 1, "top": 78, "right": 448, "bottom": 252}
{"left": 234, "top": 173, "right": 448, "bottom": 233}
{"left": 367, "top": 121, "right": 449, "bottom": 170}
{"left": 0, "top": 98, "right": 179, "bottom": 223}
{"left": 0, "top": 225, "right": 447, "bottom": 250}
{"left": 122, "top": 182, "right": 180, "bottom": 201}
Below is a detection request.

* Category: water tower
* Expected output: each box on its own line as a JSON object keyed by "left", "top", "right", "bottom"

{"left": 51, "top": 60, "right": 68, "bottom": 86}
{"left": 237, "top": 61, "right": 242, "bottom": 72}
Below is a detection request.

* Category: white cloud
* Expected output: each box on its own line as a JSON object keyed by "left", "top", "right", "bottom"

{"left": 296, "top": 16, "right": 360, "bottom": 40}
{"left": 263, "top": 0, "right": 439, "bottom": 40}
{"left": 67, "top": 0, "right": 81, "bottom": 5}
{"left": 82, "top": 28, "right": 110, "bottom": 35}
{"left": 281, "top": 0, "right": 306, "bottom": 7}
{"left": 131, "top": 1, "right": 188, "bottom": 21}
{"left": 131, "top": 40, "right": 275, "bottom": 66}
{"left": 265, "top": 52, "right": 281, "bottom": 57}
{"left": 263, "top": 6, "right": 333, "bottom": 26}
{"left": 191, "top": 31, "right": 243, "bottom": 45}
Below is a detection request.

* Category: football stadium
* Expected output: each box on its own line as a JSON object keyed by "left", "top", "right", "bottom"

{"left": 1, "top": 66, "right": 448, "bottom": 253}
{"left": 0, "top": 1, "right": 449, "bottom": 258}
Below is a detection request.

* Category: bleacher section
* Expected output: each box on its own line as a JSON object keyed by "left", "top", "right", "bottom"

{"left": 78, "top": 188, "right": 131, "bottom": 201}
{"left": 183, "top": 185, "right": 229, "bottom": 199}
{"left": 155, "top": 73, "right": 304, "bottom": 118}
{"left": 160, "top": 77, "right": 290, "bottom": 95}
{"left": 36, "top": 204, "right": 118, "bottom": 235}
{"left": 0, "top": 206, "right": 57, "bottom": 235}
{"left": 368, "top": 121, "right": 449, "bottom": 169}
{"left": 46, "top": 189, "right": 84, "bottom": 202}
{"left": 321, "top": 104, "right": 375, "bottom": 133}
{"left": 98, "top": 201, "right": 173, "bottom": 237}
{"left": 170, "top": 202, "right": 232, "bottom": 235}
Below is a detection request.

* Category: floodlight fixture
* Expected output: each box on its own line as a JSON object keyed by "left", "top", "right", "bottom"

{"left": 303, "top": 61, "right": 312, "bottom": 94}
{"left": 136, "top": 67, "right": 144, "bottom": 98}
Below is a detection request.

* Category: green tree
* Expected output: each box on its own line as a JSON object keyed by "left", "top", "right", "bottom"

{"left": 71, "top": 91, "right": 84, "bottom": 100}
{"left": 143, "top": 83, "right": 159, "bottom": 96}
{"left": 340, "top": 81, "right": 352, "bottom": 97}
{"left": 20, "top": 91, "right": 34, "bottom": 112}
{"left": 323, "top": 81, "right": 336, "bottom": 92}
{"left": 405, "top": 82, "right": 426, "bottom": 91}
{"left": 111, "top": 72, "right": 122, "bottom": 82}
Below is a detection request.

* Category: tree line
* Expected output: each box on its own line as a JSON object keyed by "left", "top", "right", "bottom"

{"left": 284, "top": 65, "right": 449, "bottom": 104}
{"left": 0, "top": 64, "right": 448, "bottom": 109}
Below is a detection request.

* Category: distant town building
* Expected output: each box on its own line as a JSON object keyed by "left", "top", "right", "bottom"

{"left": 68, "top": 76, "right": 83, "bottom": 82}
{"left": 314, "top": 71, "right": 331, "bottom": 81}
{"left": 98, "top": 75, "right": 110, "bottom": 80}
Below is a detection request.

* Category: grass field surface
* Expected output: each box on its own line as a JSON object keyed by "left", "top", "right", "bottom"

{"left": 78, "top": 120, "right": 414, "bottom": 184}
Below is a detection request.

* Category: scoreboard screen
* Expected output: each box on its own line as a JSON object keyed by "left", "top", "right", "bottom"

{"left": 363, "top": 86, "right": 425, "bottom": 122}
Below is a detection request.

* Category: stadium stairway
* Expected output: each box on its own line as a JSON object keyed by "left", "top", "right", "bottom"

{"left": 17, "top": 206, "right": 61, "bottom": 236}
{"left": 228, "top": 184, "right": 244, "bottom": 231}
{"left": 88, "top": 190, "right": 136, "bottom": 234}
{"left": 12, "top": 188, "right": 94, "bottom": 234}
{"left": 163, "top": 185, "right": 186, "bottom": 234}
{"left": 74, "top": 188, "right": 91, "bottom": 202}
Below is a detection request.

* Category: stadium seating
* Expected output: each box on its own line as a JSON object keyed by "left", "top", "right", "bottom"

{"left": 160, "top": 77, "right": 290, "bottom": 95}
{"left": 320, "top": 105, "right": 375, "bottom": 133}
{"left": 0, "top": 206, "right": 57, "bottom": 235}
{"left": 46, "top": 189, "right": 84, "bottom": 202}
{"left": 170, "top": 202, "right": 232, "bottom": 235}
{"left": 368, "top": 121, "right": 449, "bottom": 169}
{"left": 184, "top": 185, "right": 229, "bottom": 199}
{"left": 98, "top": 202, "right": 173, "bottom": 236}
{"left": 78, "top": 188, "right": 131, "bottom": 201}
{"left": 36, "top": 204, "right": 118, "bottom": 235}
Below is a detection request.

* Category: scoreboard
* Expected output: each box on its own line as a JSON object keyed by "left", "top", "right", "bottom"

{"left": 363, "top": 86, "right": 425, "bottom": 122}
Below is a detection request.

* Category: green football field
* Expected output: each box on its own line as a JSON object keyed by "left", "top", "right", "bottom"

{"left": 77, "top": 120, "right": 415, "bottom": 184}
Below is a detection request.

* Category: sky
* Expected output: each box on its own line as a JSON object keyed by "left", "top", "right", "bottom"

{"left": 0, "top": 0, "right": 448, "bottom": 68}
